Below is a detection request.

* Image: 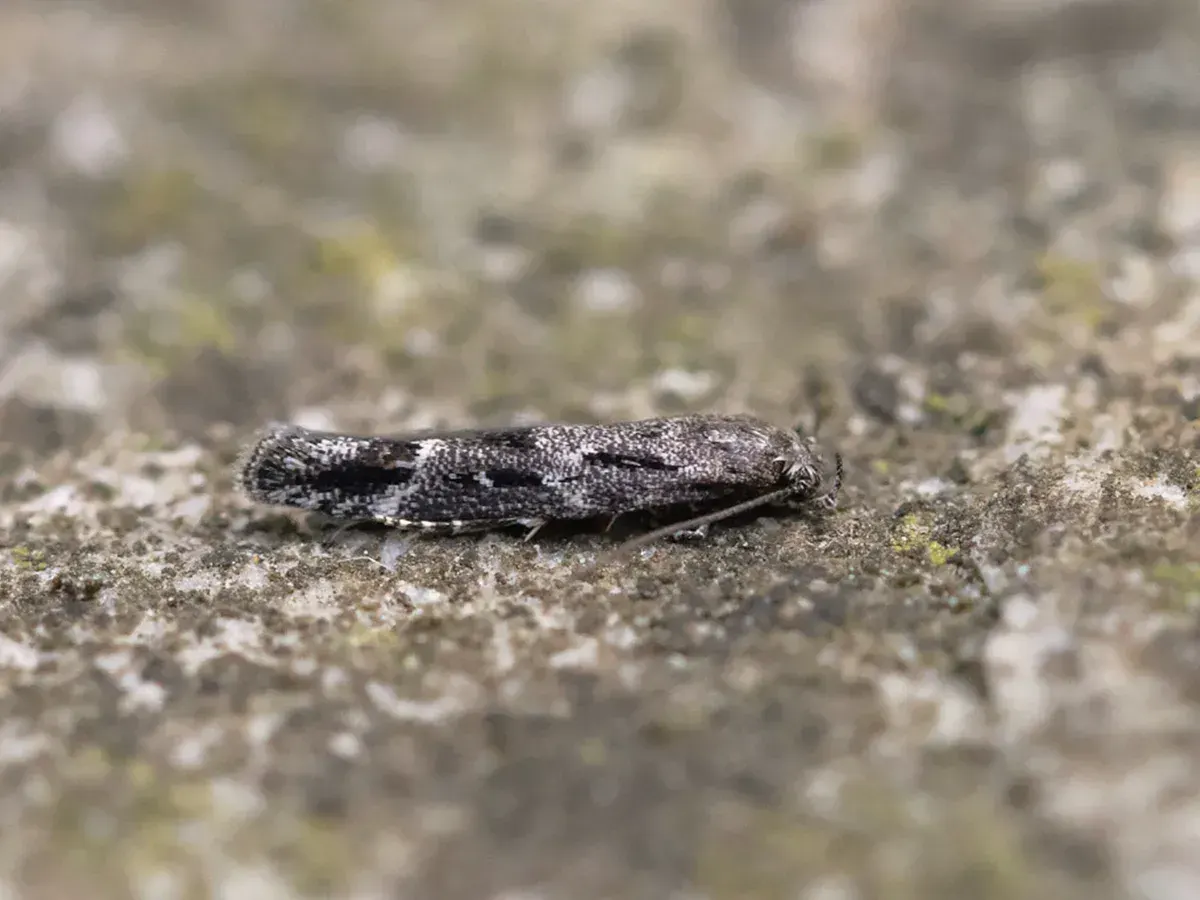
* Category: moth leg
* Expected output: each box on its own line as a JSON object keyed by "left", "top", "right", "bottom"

{"left": 780, "top": 494, "right": 821, "bottom": 511}
{"left": 643, "top": 506, "right": 712, "bottom": 542}
{"left": 321, "top": 517, "right": 378, "bottom": 545}
{"left": 778, "top": 491, "right": 835, "bottom": 515}
{"left": 809, "top": 451, "right": 844, "bottom": 511}
{"left": 665, "top": 522, "right": 710, "bottom": 542}
{"left": 520, "top": 518, "right": 548, "bottom": 542}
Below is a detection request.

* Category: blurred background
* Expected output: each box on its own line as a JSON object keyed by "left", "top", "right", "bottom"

{"left": 2, "top": 0, "right": 1200, "bottom": 898}
{"left": 5, "top": 0, "right": 1197, "bottom": 442}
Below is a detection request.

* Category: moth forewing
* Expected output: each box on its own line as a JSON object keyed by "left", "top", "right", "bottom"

{"left": 235, "top": 414, "right": 842, "bottom": 545}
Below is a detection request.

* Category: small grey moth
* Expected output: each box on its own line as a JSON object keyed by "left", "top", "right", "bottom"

{"left": 235, "top": 414, "right": 842, "bottom": 550}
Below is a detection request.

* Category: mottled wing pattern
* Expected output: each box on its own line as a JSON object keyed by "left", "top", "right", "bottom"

{"left": 391, "top": 416, "right": 784, "bottom": 522}
{"left": 236, "top": 414, "right": 818, "bottom": 529}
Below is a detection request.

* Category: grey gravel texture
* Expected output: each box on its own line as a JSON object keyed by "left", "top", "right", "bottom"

{"left": 1, "top": 0, "right": 1200, "bottom": 898}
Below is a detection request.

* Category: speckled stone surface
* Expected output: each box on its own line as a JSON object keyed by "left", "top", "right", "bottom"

{"left": 1, "top": 0, "right": 1199, "bottom": 897}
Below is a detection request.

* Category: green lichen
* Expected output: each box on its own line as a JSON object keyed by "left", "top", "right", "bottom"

{"left": 102, "top": 167, "right": 199, "bottom": 250}
{"left": 12, "top": 545, "right": 48, "bottom": 571}
{"left": 301, "top": 222, "right": 450, "bottom": 355}
{"left": 927, "top": 542, "right": 960, "bottom": 566}
{"left": 578, "top": 737, "right": 608, "bottom": 767}
{"left": 1036, "top": 252, "right": 1110, "bottom": 330}
{"left": 544, "top": 213, "right": 650, "bottom": 271}
{"left": 892, "top": 514, "right": 960, "bottom": 567}
{"left": 173, "top": 293, "right": 239, "bottom": 353}
{"left": 225, "top": 83, "right": 310, "bottom": 160}
{"left": 118, "top": 291, "right": 240, "bottom": 376}
{"left": 272, "top": 817, "right": 360, "bottom": 897}
{"left": 923, "top": 392, "right": 998, "bottom": 436}
{"left": 342, "top": 621, "right": 404, "bottom": 650}
{"left": 313, "top": 225, "right": 406, "bottom": 285}
{"left": 48, "top": 749, "right": 215, "bottom": 897}
{"left": 892, "top": 513, "right": 931, "bottom": 554}
{"left": 1150, "top": 562, "right": 1200, "bottom": 609}
{"left": 806, "top": 127, "right": 865, "bottom": 170}
{"left": 694, "top": 806, "right": 850, "bottom": 900}
{"left": 694, "top": 780, "right": 1045, "bottom": 900}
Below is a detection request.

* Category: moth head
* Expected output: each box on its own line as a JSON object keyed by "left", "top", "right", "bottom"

{"left": 782, "top": 459, "right": 821, "bottom": 492}
{"left": 776, "top": 433, "right": 820, "bottom": 484}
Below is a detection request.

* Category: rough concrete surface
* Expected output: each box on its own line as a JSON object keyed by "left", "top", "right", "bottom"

{"left": 1, "top": 0, "right": 1199, "bottom": 897}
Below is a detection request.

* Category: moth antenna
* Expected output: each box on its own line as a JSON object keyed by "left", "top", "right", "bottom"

{"left": 612, "top": 484, "right": 800, "bottom": 557}
{"left": 819, "top": 452, "right": 844, "bottom": 509}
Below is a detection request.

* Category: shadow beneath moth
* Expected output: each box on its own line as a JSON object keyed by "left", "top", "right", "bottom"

{"left": 235, "top": 414, "right": 842, "bottom": 553}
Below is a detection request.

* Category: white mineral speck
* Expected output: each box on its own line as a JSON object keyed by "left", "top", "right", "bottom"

{"left": 51, "top": 93, "right": 127, "bottom": 176}
{"left": 1004, "top": 383, "right": 1069, "bottom": 463}
{"left": 573, "top": 268, "right": 639, "bottom": 313}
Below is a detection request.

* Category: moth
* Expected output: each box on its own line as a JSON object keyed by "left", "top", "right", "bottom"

{"left": 235, "top": 414, "right": 842, "bottom": 551}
